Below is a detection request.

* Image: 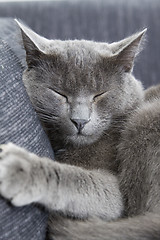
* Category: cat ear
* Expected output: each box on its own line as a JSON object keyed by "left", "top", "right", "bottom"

{"left": 15, "top": 19, "right": 49, "bottom": 67}
{"left": 110, "top": 29, "right": 147, "bottom": 72}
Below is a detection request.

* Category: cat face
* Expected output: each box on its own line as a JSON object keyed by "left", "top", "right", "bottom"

{"left": 16, "top": 20, "right": 145, "bottom": 146}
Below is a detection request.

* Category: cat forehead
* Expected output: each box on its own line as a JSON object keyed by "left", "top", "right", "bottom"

{"left": 44, "top": 39, "right": 113, "bottom": 58}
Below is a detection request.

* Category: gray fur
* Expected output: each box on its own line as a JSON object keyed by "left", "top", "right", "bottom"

{"left": 144, "top": 84, "right": 160, "bottom": 101}
{"left": 0, "top": 21, "right": 160, "bottom": 239}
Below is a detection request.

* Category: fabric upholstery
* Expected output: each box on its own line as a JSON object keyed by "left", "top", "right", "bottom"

{"left": 0, "top": 39, "right": 54, "bottom": 240}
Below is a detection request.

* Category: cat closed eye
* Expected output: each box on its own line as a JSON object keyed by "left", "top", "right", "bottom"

{"left": 93, "top": 92, "right": 107, "bottom": 101}
{"left": 48, "top": 87, "right": 68, "bottom": 102}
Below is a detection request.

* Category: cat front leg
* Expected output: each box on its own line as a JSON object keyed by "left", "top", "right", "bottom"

{"left": 0, "top": 142, "right": 123, "bottom": 220}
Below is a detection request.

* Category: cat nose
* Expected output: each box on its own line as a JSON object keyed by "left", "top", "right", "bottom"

{"left": 71, "top": 119, "right": 90, "bottom": 132}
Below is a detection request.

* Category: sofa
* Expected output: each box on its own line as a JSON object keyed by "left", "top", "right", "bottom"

{"left": 0, "top": 0, "right": 160, "bottom": 239}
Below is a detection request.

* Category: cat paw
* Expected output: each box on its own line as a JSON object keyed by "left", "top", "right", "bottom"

{"left": 0, "top": 143, "right": 41, "bottom": 206}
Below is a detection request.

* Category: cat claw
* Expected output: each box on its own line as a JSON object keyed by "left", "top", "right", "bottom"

{"left": 0, "top": 144, "right": 6, "bottom": 152}
{"left": 0, "top": 143, "right": 18, "bottom": 155}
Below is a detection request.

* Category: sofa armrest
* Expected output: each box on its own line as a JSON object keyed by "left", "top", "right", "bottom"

{"left": 0, "top": 37, "right": 54, "bottom": 239}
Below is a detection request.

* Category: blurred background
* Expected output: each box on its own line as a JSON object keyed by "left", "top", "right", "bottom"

{"left": 0, "top": 0, "right": 159, "bottom": 88}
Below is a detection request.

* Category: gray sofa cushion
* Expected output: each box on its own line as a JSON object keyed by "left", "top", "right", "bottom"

{"left": 0, "top": 18, "right": 26, "bottom": 67}
{"left": 0, "top": 38, "right": 54, "bottom": 239}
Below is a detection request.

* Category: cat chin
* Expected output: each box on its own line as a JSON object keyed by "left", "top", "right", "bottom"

{"left": 67, "top": 134, "right": 100, "bottom": 146}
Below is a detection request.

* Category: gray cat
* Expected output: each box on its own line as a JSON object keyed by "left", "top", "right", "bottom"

{"left": 0, "top": 20, "right": 160, "bottom": 239}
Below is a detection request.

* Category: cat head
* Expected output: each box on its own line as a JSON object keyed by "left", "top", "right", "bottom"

{"left": 16, "top": 20, "right": 146, "bottom": 147}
